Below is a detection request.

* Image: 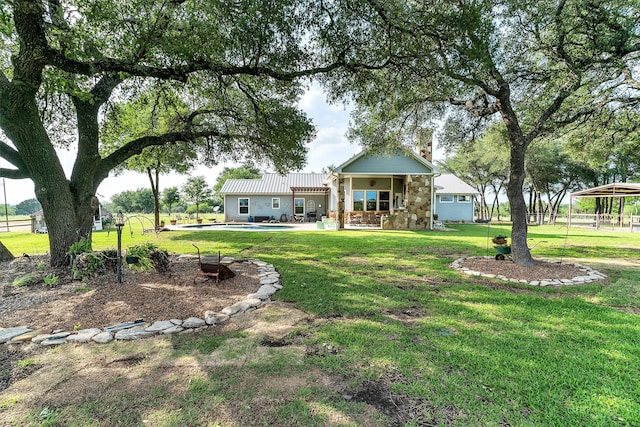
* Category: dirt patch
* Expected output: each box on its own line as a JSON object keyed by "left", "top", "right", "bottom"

{"left": 348, "top": 378, "right": 464, "bottom": 426}
{"left": 456, "top": 257, "right": 599, "bottom": 283}
{"left": 1, "top": 254, "right": 260, "bottom": 332}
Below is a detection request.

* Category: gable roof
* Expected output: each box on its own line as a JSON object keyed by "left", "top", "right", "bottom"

{"left": 332, "top": 148, "right": 438, "bottom": 175}
{"left": 220, "top": 173, "right": 329, "bottom": 195}
{"left": 434, "top": 174, "right": 478, "bottom": 195}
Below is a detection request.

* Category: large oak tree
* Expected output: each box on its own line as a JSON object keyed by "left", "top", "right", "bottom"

{"left": 0, "top": 0, "right": 344, "bottom": 266}
{"left": 322, "top": 0, "right": 639, "bottom": 265}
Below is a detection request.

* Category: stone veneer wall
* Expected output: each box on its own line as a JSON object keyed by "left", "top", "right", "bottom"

{"left": 384, "top": 175, "right": 432, "bottom": 230}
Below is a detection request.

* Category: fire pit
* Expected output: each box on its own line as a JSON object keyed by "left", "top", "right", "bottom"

{"left": 192, "top": 244, "right": 235, "bottom": 284}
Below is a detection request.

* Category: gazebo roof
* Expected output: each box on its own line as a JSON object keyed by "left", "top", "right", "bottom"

{"left": 570, "top": 183, "right": 640, "bottom": 198}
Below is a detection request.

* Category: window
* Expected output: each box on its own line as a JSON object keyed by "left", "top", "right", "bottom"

{"left": 366, "top": 190, "right": 377, "bottom": 211}
{"left": 353, "top": 191, "right": 364, "bottom": 211}
{"left": 294, "top": 198, "right": 305, "bottom": 214}
{"left": 239, "top": 198, "right": 250, "bottom": 215}
{"left": 272, "top": 198, "right": 280, "bottom": 209}
{"left": 458, "top": 195, "right": 472, "bottom": 203}
{"left": 440, "top": 195, "right": 454, "bottom": 203}
{"left": 379, "top": 191, "right": 390, "bottom": 210}
{"left": 353, "top": 190, "right": 392, "bottom": 211}
{"left": 307, "top": 199, "right": 316, "bottom": 212}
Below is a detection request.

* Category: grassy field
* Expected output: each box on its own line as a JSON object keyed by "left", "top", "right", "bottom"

{"left": 1, "top": 222, "right": 639, "bottom": 426}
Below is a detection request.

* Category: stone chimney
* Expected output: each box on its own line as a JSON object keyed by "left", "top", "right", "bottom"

{"left": 414, "top": 128, "right": 433, "bottom": 162}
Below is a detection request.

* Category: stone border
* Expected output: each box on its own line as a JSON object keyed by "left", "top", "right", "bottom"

{"left": 0, "top": 258, "right": 281, "bottom": 347}
{"left": 451, "top": 256, "right": 607, "bottom": 286}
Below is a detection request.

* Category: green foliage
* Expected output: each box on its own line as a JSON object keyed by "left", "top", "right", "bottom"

{"left": 72, "top": 252, "right": 107, "bottom": 280}
{"left": 126, "top": 242, "right": 170, "bottom": 273}
{"left": 186, "top": 203, "right": 213, "bottom": 214}
{"left": 162, "top": 187, "right": 180, "bottom": 215}
{"left": 12, "top": 273, "right": 40, "bottom": 287}
{"left": 213, "top": 166, "right": 262, "bottom": 193}
{"left": 182, "top": 176, "right": 213, "bottom": 217}
{"left": 14, "top": 198, "right": 42, "bottom": 215}
{"left": 110, "top": 189, "right": 155, "bottom": 214}
{"left": 43, "top": 274, "right": 59, "bottom": 287}
{"left": 68, "top": 238, "right": 92, "bottom": 256}
{"left": 0, "top": 204, "right": 16, "bottom": 216}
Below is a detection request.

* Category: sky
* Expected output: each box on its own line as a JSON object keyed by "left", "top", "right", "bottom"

{"left": 1, "top": 85, "right": 444, "bottom": 206}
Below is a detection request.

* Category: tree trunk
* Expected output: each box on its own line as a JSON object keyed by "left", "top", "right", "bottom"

{"left": 537, "top": 191, "right": 544, "bottom": 225}
{"left": 506, "top": 138, "right": 534, "bottom": 266}
{"left": 147, "top": 167, "right": 161, "bottom": 228}
{"left": 0, "top": 240, "right": 14, "bottom": 261}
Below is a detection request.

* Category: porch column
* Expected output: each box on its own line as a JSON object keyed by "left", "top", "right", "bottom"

{"left": 338, "top": 177, "right": 345, "bottom": 230}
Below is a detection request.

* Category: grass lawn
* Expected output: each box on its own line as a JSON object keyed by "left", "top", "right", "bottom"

{"left": 1, "top": 222, "right": 639, "bottom": 426}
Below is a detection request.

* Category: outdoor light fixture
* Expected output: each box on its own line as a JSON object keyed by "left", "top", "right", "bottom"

{"left": 115, "top": 211, "right": 125, "bottom": 283}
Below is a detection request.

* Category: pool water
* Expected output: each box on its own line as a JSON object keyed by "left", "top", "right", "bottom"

{"left": 175, "top": 223, "right": 296, "bottom": 231}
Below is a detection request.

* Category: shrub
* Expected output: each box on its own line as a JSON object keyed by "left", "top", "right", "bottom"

{"left": 72, "top": 252, "right": 106, "bottom": 280}
{"left": 125, "top": 243, "right": 171, "bottom": 273}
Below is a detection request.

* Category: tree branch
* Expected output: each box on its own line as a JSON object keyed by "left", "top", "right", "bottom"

{"left": 96, "top": 130, "right": 237, "bottom": 180}
{"left": 0, "top": 140, "right": 28, "bottom": 173}
{"left": 0, "top": 168, "right": 30, "bottom": 180}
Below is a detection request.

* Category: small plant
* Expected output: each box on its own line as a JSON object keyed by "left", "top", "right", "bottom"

{"left": 13, "top": 273, "right": 40, "bottom": 287}
{"left": 17, "top": 358, "right": 37, "bottom": 368}
{"left": 68, "top": 237, "right": 92, "bottom": 257}
{"left": 36, "top": 260, "right": 47, "bottom": 271}
{"left": 43, "top": 274, "right": 59, "bottom": 287}
{"left": 125, "top": 242, "right": 159, "bottom": 272}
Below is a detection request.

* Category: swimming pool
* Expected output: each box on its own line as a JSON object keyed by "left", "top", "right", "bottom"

{"left": 172, "top": 222, "right": 297, "bottom": 231}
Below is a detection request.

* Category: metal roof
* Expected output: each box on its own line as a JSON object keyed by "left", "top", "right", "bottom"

{"left": 434, "top": 174, "right": 478, "bottom": 195}
{"left": 570, "top": 182, "right": 640, "bottom": 198}
{"left": 220, "top": 173, "right": 329, "bottom": 195}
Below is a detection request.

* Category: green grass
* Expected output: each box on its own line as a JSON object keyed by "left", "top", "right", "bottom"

{"left": 2, "top": 222, "right": 640, "bottom": 426}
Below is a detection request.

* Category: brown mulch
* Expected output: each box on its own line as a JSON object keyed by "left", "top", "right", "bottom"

{"left": 457, "top": 257, "right": 593, "bottom": 282}
{"left": 0, "top": 255, "right": 261, "bottom": 332}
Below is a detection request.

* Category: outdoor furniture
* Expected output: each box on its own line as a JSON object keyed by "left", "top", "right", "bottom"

{"left": 192, "top": 244, "right": 235, "bottom": 284}
{"left": 306, "top": 211, "right": 317, "bottom": 222}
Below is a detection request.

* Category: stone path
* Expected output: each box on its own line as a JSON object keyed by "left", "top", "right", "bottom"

{"left": 0, "top": 258, "right": 281, "bottom": 347}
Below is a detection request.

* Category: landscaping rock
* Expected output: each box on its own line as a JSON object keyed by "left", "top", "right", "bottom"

{"left": 115, "top": 327, "right": 156, "bottom": 340}
{"left": 67, "top": 328, "right": 102, "bottom": 343}
{"left": 182, "top": 317, "right": 206, "bottom": 328}
{"left": 0, "top": 326, "right": 32, "bottom": 344}
{"left": 93, "top": 332, "right": 114, "bottom": 344}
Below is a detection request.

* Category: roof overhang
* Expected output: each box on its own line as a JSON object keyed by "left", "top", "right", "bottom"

{"left": 570, "top": 183, "right": 640, "bottom": 198}
{"left": 290, "top": 186, "right": 331, "bottom": 193}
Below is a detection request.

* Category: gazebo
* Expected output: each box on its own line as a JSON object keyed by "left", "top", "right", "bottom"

{"left": 568, "top": 183, "right": 640, "bottom": 230}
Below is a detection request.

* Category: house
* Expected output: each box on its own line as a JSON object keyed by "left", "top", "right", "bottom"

{"left": 434, "top": 174, "right": 478, "bottom": 223}
{"left": 222, "top": 139, "right": 442, "bottom": 229}
{"left": 221, "top": 173, "right": 330, "bottom": 223}
{"left": 221, "top": 135, "right": 476, "bottom": 229}
{"left": 324, "top": 144, "right": 438, "bottom": 229}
